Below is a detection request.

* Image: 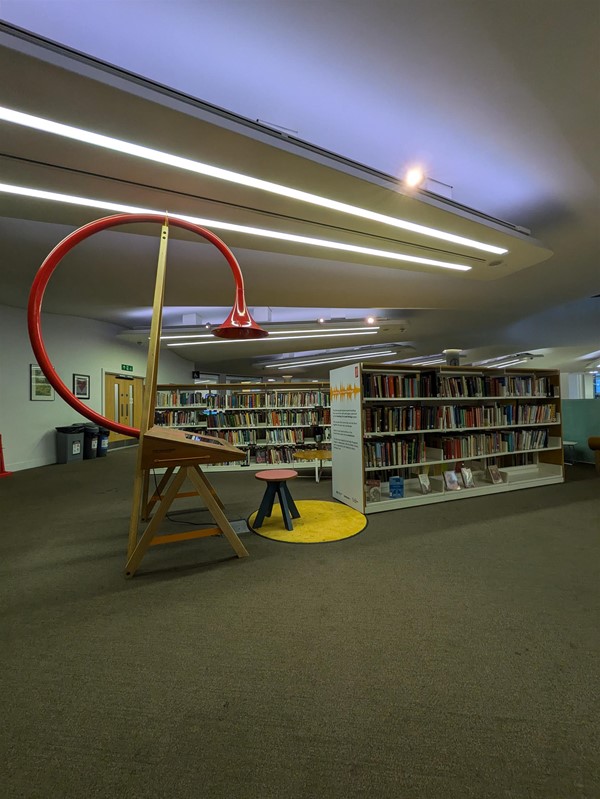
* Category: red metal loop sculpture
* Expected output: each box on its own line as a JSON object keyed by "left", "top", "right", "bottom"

{"left": 27, "top": 213, "right": 267, "bottom": 438}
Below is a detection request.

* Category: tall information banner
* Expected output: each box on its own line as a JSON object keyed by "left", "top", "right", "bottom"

{"left": 331, "top": 364, "right": 364, "bottom": 511}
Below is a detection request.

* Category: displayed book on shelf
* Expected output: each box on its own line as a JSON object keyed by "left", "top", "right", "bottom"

{"left": 331, "top": 362, "right": 564, "bottom": 514}
{"left": 460, "top": 467, "right": 475, "bottom": 489}
{"left": 155, "top": 381, "right": 330, "bottom": 472}
{"left": 444, "top": 470, "right": 461, "bottom": 491}
{"left": 365, "top": 479, "right": 381, "bottom": 503}
{"left": 418, "top": 473, "right": 432, "bottom": 494}
{"left": 389, "top": 475, "right": 404, "bottom": 498}
{"left": 487, "top": 464, "right": 504, "bottom": 484}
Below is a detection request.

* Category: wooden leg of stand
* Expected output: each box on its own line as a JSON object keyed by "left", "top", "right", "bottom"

{"left": 141, "top": 469, "right": 150, "bottom": 520}
{"left": 127, "top": 468, "right": 146, "bottom": 559}
{"left": 186, "top": 467, "right": 249, "bottom": 558}
{"left": 193, "top": 465, "right": 225, "bottom": 511}
{"left": 125, "top": 467, "right": 187, "bottom": 577}
{"left": 143, "top": 467, "right": 174, "bottom": 520}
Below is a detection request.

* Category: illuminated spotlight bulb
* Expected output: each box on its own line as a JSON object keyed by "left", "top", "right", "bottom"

{"left": 318, "top": 317, "right": 326, "bottom": 324}
{"left": 405, "top": 166, "right": 425, "bottom": 188}
{"left": 366, "top": 316, "right": 376, "bottom": 325}
{"left": 204, "top": 323, "right": 211, "bottom": 329}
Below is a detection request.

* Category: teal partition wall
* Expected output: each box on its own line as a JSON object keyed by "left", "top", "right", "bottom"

{"left": 561, "top": 400, "right": 600, "bottom": 463}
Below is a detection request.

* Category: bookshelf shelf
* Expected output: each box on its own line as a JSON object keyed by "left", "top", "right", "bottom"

{"left": 155, "top": 382, "right": 330, "bottom": 472}
{"left": 330, "top": 363, "right": 564, "bottom": 515}
{"left": 364, "top": 419, "right": 560, "bottom": 437}
{"left": 363, "top": 395, "right": 559, "bottom": 402}
{"left": 363, "top": 442, "right": 563, "bottom": 472}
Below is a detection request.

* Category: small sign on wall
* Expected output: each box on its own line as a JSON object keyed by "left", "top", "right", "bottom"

{"left": 121, "top": 364, "right": 134, "bottom": 372}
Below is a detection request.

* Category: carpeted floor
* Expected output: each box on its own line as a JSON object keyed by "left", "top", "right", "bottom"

{"left": 1, "top": 448, "right": 599, "bottom": 799}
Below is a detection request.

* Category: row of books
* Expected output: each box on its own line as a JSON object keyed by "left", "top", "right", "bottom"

{"left": 204, "top": 390, "right": 330, "bottom": 409}
{"left": 363, "top": 403, "right": 558, "bottom": 432}
{"left": 363, "top": 373, "right": 430, "bottom": 399}
{"left": 154, "top": 409, "right": 206, "bottom": 426}
{"left": 362, "top": 373, "right": 556, "bottom": 400}
{"left": 437, "top": 375, "right": 555, "bottom": 398}
{"left": 364, "top": 438, "right": 427, "bottom": 468}
{"left": 429, "top": 429, "right": 549, "bottom": 459}
{"left": 255, "top": 447, "right": 298, "bottom": 464}
{"left": 156, "top": 390, "right": 207, "bottom": 408}
{"left": 214, "top": 430, "right": 257, "bottom": 446}
{"left": 204, "top": 410, "right": 324, "bottom": 428}
{"left": 264, "top": 429, "right": 305, "bottom": 444}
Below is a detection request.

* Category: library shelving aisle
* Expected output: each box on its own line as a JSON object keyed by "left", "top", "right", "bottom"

{"left": 330, "top": 363, "right": 564, "bottom": 514}
{"left": 155, "top": 382, "right": 331, "bottom": 474}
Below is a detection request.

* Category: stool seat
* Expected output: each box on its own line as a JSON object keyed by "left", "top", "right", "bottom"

{"left": 253, "top": 470, "right": 300, "bottom": 531}
{"left": 255, "top": 469, "right": 298, "bottom": 482}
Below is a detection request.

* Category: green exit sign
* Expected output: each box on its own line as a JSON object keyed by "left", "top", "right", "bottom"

{"left": 121, "top": 364, "right": 134, "bottom": 372}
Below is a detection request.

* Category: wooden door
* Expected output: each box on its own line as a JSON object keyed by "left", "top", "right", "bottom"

{"left": 104, "top": 373, "right": 144, "bottom": 443}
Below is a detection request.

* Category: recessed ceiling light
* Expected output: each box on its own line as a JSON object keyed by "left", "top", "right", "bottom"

{"left": 366, "top": 316, "right": 376, "bottom": 324}
{"left": 0, "top": 182, "right": 474, "bottom": 272}
{"left": 405, "top": 166, "right": 425, "bottom": 188}
{"left": 318, "top": 318, "right": 326, "bottom": 324}
{"left": 0, "top": 105, "right": 507, "bottom": 255}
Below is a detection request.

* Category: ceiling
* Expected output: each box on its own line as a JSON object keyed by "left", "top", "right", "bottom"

{"left": 0, "top": 1, "right": 598, "bottom": 379}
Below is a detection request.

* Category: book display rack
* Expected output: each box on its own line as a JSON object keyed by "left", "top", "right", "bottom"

{"left": 330, "top": 363, "right": 563, "bottom": 514}
{"left": 155, "top": 381, "right": 331, "bottom": 473}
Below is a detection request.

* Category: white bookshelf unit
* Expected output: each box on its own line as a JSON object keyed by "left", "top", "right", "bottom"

{"left": 330, "top": 363, "right": 564, "bottom": 514}
{"left": 155, "top": 382, "right": 331, "bottom": 473}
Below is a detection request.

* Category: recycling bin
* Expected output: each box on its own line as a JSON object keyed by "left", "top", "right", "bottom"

{"left": 97, "top": 427, "right": 110, "bottom": 457}
{"left": 83, "top": 423, "right": 99, "bottom": 459}
{"left": 56, "top": 424, "right": 84, "bottom": 464}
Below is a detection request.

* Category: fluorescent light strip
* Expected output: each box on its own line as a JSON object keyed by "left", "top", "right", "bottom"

{"left": 282, "top": 352, "right": 396, "bottom": 368}
{"left": 486, "top": 359, "right": 528, "bottom": 368}
{"left": 167, "top": 331, "right": 379, "bottom": 347}
{"left": 161, "top": 333, "right": 213, "bottom": 340}
{"left": 0, "top": 106, "right": 506, "bottom": 255}
{"left": 0, "top": 183, "right": 472, "bottom": 271}
{"left": 267, "top": 350, "right": 396, "bottom": 368}
{"left": 161, "top": 325, "right": 379, "bottom": 340}
{"left": 473, "top": 354, "right": 521, "bottom": 365}
{"left": 388, "top": 354, "right": 442, "bottom": 363}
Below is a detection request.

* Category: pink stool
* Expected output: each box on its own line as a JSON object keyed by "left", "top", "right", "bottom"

{"left": 254, "top": 469, "right": 300, "bottom": 531}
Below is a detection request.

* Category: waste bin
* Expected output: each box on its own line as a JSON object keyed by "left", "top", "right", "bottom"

{"left": 56, "top": 424, "right": 84, "bottom": 464}
{"left": 97, "top": 427, "right": 110, "bottom": 458}
{"left": 83, "top": 423, "right": 99, "bottom": 459}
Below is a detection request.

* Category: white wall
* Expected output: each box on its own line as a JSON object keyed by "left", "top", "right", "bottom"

{"left": 0, "top": 304, "right": 192, "bottom": 471}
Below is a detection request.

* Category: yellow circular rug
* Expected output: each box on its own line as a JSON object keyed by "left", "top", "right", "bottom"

{"left": 248, "top": 500, "right": 367, "bottom": 544}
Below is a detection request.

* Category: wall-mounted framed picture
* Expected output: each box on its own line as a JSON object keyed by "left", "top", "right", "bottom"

{"left": 73, "top": 373, "right": 90, "bottom": 400}
{"left": 30, "top": 363, "right": 55, "bottom": 401}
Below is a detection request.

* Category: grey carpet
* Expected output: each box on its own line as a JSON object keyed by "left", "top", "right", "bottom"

{"left": 1, "top": 449, "right": 599, "bottom": 799}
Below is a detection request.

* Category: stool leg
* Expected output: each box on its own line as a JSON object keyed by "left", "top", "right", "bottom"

{"left": 282, "top": 482, "right": 300, "bottom": 518}
{"left": 276, "top": 485, "right": 294, "bottom": 531}
{"left": 254, "top": 483, "right": 277, "bottom": 529}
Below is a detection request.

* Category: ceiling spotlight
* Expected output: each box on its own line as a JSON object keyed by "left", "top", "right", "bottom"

{"left": 404, "top": 166, "right": 426, "bottom": 188}
{"left": 366, "top": 316, "right": 376, "bottom": 325}
{"left": 318, "top": 317, "right": 326, "bottom": 324}
{"left": 204, "top": 323, "right": 211, "bottom": 329}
